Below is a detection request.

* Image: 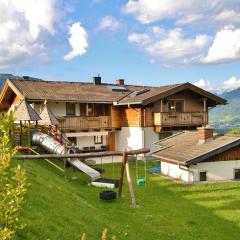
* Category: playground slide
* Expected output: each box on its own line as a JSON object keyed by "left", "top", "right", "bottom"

{"left": 70, "top": 159, "right": 100, "bottom": 181}
{"left": 32, "top": 132, "right": 101, "bottom": 180}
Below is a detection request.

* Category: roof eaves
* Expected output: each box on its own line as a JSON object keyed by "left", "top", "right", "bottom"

{"left": 186, "top": 138, "right": 240, "bottom": 165}
{"left": 141, "top": 83, "right": 186, "bottom": 106}
{"left": 113, "top": 101, "right": 142, "bottom": 106}
{"left": 152, "top": 154, "right": 187, "bottom": 166}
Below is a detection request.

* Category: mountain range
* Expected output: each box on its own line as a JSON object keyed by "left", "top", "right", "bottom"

{"left": 210, "top": 88, "right": 240, "bottom": 127}
{"left": 0, "top": 74, "right": 14, "bottom": 91}
{"left": 0, "top": 73, "right": 239, "bottom": 128}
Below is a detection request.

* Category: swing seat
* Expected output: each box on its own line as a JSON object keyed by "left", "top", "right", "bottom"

{"left": 137, "top": 178, "right": 145, "bottom": 186}
{"left": 91, "top": 178, "right": 120, "bottom": 189}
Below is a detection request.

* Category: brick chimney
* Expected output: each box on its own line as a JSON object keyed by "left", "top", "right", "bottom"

{"left": 198, "top": 126, "right": 213, "bottom": 144}
{"left": 116, "top": 79, "right": 125, "bottom": 86}
{"left": 93, "top": 75, "right": 101, "bottom": 85}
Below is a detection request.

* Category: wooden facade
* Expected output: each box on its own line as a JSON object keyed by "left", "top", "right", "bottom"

{"left": 57, "top": 116, "right": 112, "bottom": 131}
{"left": 204, "top": 145, "right": 240, "bottom": 162}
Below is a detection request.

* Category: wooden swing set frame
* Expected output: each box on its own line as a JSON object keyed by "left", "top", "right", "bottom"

{"left": 15, "top": 147, "right": 150, "bottom": 208}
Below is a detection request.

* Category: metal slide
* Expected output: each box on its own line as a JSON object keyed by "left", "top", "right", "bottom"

{"left": 70, "top": 158, "right": 100, "bottom": 181}
{"left": 32, "top": 132, "right": 100, "bottom": 180}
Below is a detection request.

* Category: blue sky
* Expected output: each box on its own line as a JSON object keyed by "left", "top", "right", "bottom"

{"left": 0, "top": 0, "right": 240, "bottom": 92}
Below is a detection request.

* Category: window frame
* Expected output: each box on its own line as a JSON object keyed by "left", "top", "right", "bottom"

{"left": 94, "top": 135, "right": 103, "bottom": 144}
{"left": 66, "top": 102, "right": 76, "bottom": 116}
{"left": 199, "top": 171, "right": 207, "bottom": 182}
{"left": 168, "top": 99, "right": 185, "bottom": 113}
{"left": 234, "top": 168, "right": 240, "bottom": 180}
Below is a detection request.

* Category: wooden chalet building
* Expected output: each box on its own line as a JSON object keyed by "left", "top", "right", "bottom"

{"left": 0, "top": 76, "right": 226, "bottom": 152}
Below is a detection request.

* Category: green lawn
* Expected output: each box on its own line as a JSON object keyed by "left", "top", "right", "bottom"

{"left": 14, "top": 159, "right": 240, "bottom": 240}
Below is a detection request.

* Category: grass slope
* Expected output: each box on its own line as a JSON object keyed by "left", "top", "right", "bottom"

{"left": 15, "top": 159, "right": 240, "bottom": 240}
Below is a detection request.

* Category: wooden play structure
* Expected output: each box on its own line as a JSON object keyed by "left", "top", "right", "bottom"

{"left": 15, "top": 148, "right": 149, "bottom": 207}
{"left": 13, "top": 99, "right": 150, "bottom": 207}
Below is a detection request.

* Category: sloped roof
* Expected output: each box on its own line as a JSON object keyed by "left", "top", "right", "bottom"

{"left": 5, "top": 79, "right": 226, "bottom": 106}
{"left": 38, "top": 105, "right": 59, "bottom": 126}
{"left": 116, "top": 82, "right": 226, "bottom": 106}
{"left": 14, "top": 99, "right": 41, "bottom": 121}
{"left": 153, "top": 131, "right": 240, "bottom": 165}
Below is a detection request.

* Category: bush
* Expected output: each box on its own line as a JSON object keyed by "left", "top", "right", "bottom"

{"left": 0, "top": 113, "right": 27, "bottom": 240}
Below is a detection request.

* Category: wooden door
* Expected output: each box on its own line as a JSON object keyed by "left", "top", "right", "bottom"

{"left": 107, "top": 132, "right": 115, "bottom": 151}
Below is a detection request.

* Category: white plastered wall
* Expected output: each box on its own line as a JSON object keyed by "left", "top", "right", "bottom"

{"left": 115, "top": 127, "right": 144, "bottom": 151}
{"left": 76, "top": 136, "right": 107, "bottom": 150}
{"left": 65, "top": 132, "right": 107, "bottom": 150}
{"left": 47, "top": 102, "right": 66, "bottom": 117}
{"left": 190, "top": 160, "right": 240, "bottom": 182}
{"left": 144, "top": 127, "right": 159, "bottom": 153}
{"left": 161, "top": 161, "right": 193, "bottom": 182}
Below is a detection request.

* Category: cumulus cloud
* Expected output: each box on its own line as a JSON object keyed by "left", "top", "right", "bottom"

{"left": 98, "top": 16, "right": 121, "bottom": 31}
{"left": 128, "top": 27, "right": 210, "bottom": 65}
{"left": 64, "top": 22, "right": 89, "bottom": 61}
{"left": 194, "top": 76, "right": 240, "bottom": 93}
{"left": 0, "top": 0, "right": 57, "bottom": 69}
{"left": 201, "top": 26, "right": 240, "bottom": 64}
{"left": 123, "top": 0, "right": 240, "bottom": 25}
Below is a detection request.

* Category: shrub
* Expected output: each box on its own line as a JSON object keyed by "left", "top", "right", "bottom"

{"left": 0, "top": 113, "right": 27, "bottom": 240}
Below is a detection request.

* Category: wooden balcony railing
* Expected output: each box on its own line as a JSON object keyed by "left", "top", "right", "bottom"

{"left": 57, "top": 116, "right": 112, "bottom": 131}
{"left": 154, "top": 112, "right": 208, "bottom": 127}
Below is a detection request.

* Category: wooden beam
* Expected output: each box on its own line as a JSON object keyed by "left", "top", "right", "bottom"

{"left": 15, "top": 148, "right": 150, "bottom": 160}
{"left": 118, "top": 151, "right": 128, "bottom": 197}
{"left": 125, "top": 160, "right": 137, "bottom": 208}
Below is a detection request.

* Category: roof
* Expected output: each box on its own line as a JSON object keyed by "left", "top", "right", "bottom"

{"left": 116, "top": 82, "right": 226, "bottom": 106}
{"left": 14, "top": 99, "right": 41, "bottom": 121}
{"left": 10, "top": 79, "right": 142, "bottom": 103}
{"left": 1, "top": 78, "right": 226, "bottom": 106}
{"left": 38, "top": 105, "right": 59, "bottom": 126}
{"left": 153, "top": 131, "right": 240, "bottom": 165}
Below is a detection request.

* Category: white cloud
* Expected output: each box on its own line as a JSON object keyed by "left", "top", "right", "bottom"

{"left": 64, "top": 22, "right": 89, "bottom": 61}
{"left": 128, "top": 27, "right": 210, "bottom": 65}
{"left": 176, "top": 14, "right": 203, "bottom": 25}
{"left": 214, "top": 10, "right": 240, "bottom": 24}
{"left": 201, "top": 26, "right": 240, "bottom": 63}
{"left": 222, "top": 76, "right": 240, "bottom": 91}
{"left": 0, "top": 0, "right": 57, "bottom": 69}
{"left": 98, "top": 16, "right": 121, "bottom": 31}
{"left": 194, "top": 76, "right": 240, "bottom": 93}
{"left": 123, "top": 0, "right": 240, "bottom": 27}
{"left": 194, "top": 79, "right": 216, "bottom": 92}
{"left": 122, "top": 0, "right": 220, "bottom": 24}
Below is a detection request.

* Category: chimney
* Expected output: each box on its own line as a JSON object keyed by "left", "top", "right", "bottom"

{"left": 198, "top": 126, "right": 213, "bottom": 144}
{"left": 116, "top": 79, "right": 125, "bottom": 86}
{"left": 93, "top": 75, "right": 101, "bottom": 85}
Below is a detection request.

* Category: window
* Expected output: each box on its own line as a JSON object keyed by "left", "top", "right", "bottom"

{"left": 79, "top": 103, "right": 87, "bottom": 116}
{"left": 94, "top": 135, "right": 103, "bottom": 144}
{"left": 87, "top": 103, "right": 94, "bottom": 116}
{"left": 66, "top": 103, "right": 76, "bottom": 116}
{"left": 234, "top": 169, "right": 240, "bottom": 180}
{"left": 199, "top": 171, "right": 207, "bottom": 181}
{"left": 68, "top": 137, "right": 77, "bottom": 145}
{"left": 168, "top": 100, "right": 184, "bottom": 113}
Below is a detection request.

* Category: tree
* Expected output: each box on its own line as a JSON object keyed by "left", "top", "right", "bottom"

{"left": 0, "top": 113, "right": 27, "bottom": 240}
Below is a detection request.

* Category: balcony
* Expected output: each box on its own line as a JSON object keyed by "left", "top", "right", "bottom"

{"left": 154, "top": 112, "right": 208, "bottom": 129}
{"left": 57, "top": 116, "right": 112, "bottom": 131}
